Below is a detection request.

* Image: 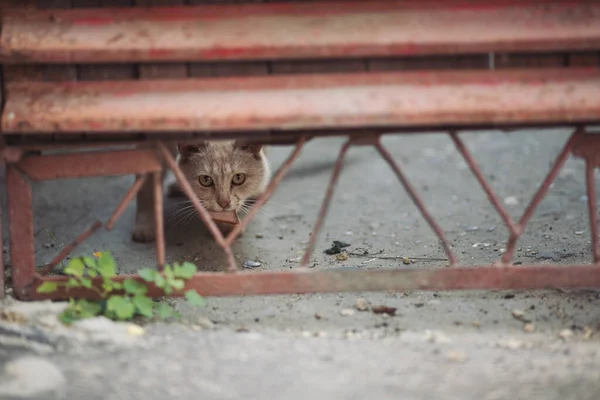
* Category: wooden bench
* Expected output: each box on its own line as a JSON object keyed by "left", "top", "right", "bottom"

{"left": 1, "top": 0, "right": 600, "bottom": 300}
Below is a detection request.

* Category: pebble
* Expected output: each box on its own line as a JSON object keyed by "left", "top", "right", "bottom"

{"left": 504, "top": 196, "right": 519, "bottom": 206}
{"left": 355, "top": 298, "right": 369, "bottom": 311}
{"left": 559, "top": 329, "right": 574, "bottom": 340}
{"left": 523, "top": 323, "right": 536, "bottom": 333}
{"left": 336, "top": 252, "right": 349, "bottom": 261}
{"left": 574, "top": 230, "right": 585, "bottom": 235}
{"left": 340, "top": 309, "right": 355, "bottom": 317}
{"left": 0, "top": 356, "right": 66, "bottom": 399}
{"left": 127, "top": 325, "right": 145, "bottom": 337}
{"left": 402, "top": 257, "right": 410, "bottom": 265}
{"left": 242, "top": 260, "right": 262, "bottom": 269}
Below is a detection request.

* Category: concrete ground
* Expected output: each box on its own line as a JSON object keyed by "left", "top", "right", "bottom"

{"left": 1, "top": 128, "right": 600, "bottom": 400}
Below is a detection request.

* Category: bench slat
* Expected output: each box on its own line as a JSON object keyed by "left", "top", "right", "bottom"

{"left": 1, "top": 0, "right": 600, "bottom": 63}
{"left": 3, "top": 69, "right": 600, "bottom": 134}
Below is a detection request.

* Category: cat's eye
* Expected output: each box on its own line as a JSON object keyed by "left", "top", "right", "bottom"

{"left": 198, "top": 175, "right": 213, "bottom": 187}
{"left": 232, "top": 173, "right": 246, "bottom": 185}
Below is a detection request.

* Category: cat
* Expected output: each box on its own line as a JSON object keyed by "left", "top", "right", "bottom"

{"left": 132, "top": 140, "right": 270, "bottom": 242}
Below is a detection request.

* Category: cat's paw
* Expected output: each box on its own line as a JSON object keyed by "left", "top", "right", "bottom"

{"left": 132, "top": 220, "right": 156, "bottom": 243}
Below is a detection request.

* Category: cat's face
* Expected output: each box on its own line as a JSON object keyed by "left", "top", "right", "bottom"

{"left": 177, "top": 140, "right": 269, "bottom": 213}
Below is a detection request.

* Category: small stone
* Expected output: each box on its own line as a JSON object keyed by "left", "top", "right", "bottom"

{"left": 196, "top": 317, "right": 214, "bottom": 329}
{"left": 242, "top": 260, "right": 261, "bottom": 269}
{"left": 511, "top": 309, "right": 531, "bottom": 323}
{"left": 504, "top": 196, "right": 519, "bottom": 206}
{"left": 336, "top": 252, "right": 349, "bottom": 261}
{"left": 574, "top": 230, "right": 585, "bottom": 235}
{"left": 340, "top": 308, "right": 355, "bottom": 317}
{"left": 314, "top": 313, "right": 322, "bottom": 320}
{"left": 255, "top": 234, "right": 264, "bottom": 239}
{"left": 583, "top": 326, "right": 593, "bottom": 340}
{"left": 301, "top": 330, "right": 312, "bottom": 338}
{"left": 355, "top": 298, "right": 369, "bottom": 311}
{"left": 127, "top": 324, "right": 145, "bottom": 337}
{"left": 465, "top": 226, "right": 479, "bottom": 232}
{"left": 523, "top": 323, "right": 535, "bottom": 333}
{"left": 401, "top": 257, "right": 410, "bottom": 265}
{"left": 472, "top": 321, "right": 481, "bottom": 328}
{"left": 559, "top": 329, "right": 574, "bottom": 340}
{"left": 344, "top": 231, "right": 353, "bottom": 236}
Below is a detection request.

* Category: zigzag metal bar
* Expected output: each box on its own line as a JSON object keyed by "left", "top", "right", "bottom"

{"left": 585, "top": 161, "right": 599, "bottom": 263}
{"left": 225, "top": 136, "right": 307, "bottom": 247}
{"left": 156, "top": 142, "right": 238, "bottom": 271}
{"left": 301, "top": 140, "right": 351, "bottom": 267}
{"left": 375, "top": 141, "right": 458, "bottom": 266}
{"left": 501, "top": 129, "right": 581, "bottom": 263}
{"left": 450, "top": 131, "right": 519, "bottom": 236}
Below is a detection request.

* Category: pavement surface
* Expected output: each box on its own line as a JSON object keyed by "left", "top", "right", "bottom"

{"left": 1, "top": 128, "right": 600, "bottom": 400}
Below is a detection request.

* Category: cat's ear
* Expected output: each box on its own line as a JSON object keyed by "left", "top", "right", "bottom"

{"left": 234, "top": 140, "right": 262, "bottom": 158}
{"left": 177, "top": 142, "right": 206, "bottom": 158}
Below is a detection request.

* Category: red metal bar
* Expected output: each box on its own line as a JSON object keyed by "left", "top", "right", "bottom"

{"left": 501, "top": 129, "right": 580, "bottom": 263}
{"left": 157, "top": 142, "right": 237, "bottom": 271}
{"left": 15, "top": 150, "right": 162, "bottom": 179}
{"left": 2, "top": 1, "right": 599, "bottom": 64}
{"left": 376, "top": 141, "right": 458, "bottom": 266}
{"left": 225, "top": 136, "right": 307, "bottom": 247}
{"left": 37, "top": 221, "right": 103, "bottom": 277}
{"left": 105, "top": 174, "right": 146, "bottom": 230}
{"left": 586, "top": 161, "right": 600, "bottom": 264}
{"left": 301, "top": 140, "right": 351, "bottom": 267}
{"left": 4, "top": 69, "right": 600, "bottom": 134}
{"left": 0, "top": 202, "right": 4, "bottom": 298}
{"left": 6, "top": 166, "right": 35, "bottom": 297}
{"left": 450, "top": 131, "right": 518, "bottom": 236}
{"left": 23, "top": 265, "right": 600, "bottom": 301}
{"left": 153, "top": 171, "right": 165, "bottom": 269}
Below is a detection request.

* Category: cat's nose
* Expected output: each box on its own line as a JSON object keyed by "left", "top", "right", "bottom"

{"left": 217, "top": 198, "right": 231, "bottom": 209}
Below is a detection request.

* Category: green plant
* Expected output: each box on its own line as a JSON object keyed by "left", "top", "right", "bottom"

{"left": 37, "top": 252, "right": 205, "bottom": 324}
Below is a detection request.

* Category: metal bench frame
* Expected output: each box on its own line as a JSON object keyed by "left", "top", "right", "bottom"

{"left": 1, "top": 0, "right": 600, "bottom": 300}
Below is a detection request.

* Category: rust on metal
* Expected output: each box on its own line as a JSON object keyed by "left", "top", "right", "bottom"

{"left": 15, "top": 149, "right": 162, "bottom": 179}
{"left": 105, "top": 174, "right": 147, "bottom": 230}
{"left": 6, "top": 166, "right": 35, "bottom": 297}
{"left": 37, "top": 221, "right": 103, "bottom": 277}
{"left": 501, "top": 129, "right": 580, "bottom": 263}
{"left": 585, "top": 161, "right": 599, "bottom": 263}
{"left": 153, "top": 171, "right": 165, "bottom": 268}
{"left": 2, "top": 1, "right": 600, "bottom": 64}
{"left": 24, "top": 265, "right": 600, "bottom": 301}
{"left": 4, "top": 69, "right": 600, "bottom": 134}
{"left": 376, "top": 141, "right": 458, "bottom": 266}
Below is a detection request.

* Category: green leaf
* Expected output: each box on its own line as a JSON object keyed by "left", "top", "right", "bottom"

{"left": 132, "top": 295, "right": 154, "bottom": 318}
{"left": 36, "top": 282, "right": 58, "bottom": 293}
{"left": 169, "top": 279, "right": 184, "bottom": 291}
{"left": 173, "top": 262, "right": 197, "bottom": 279}
{"left": 138, "top": 268, "right": 157, "bottom": 282}
{"left": 164, "top": 265, "right": 174, "bottom": 282}
{"left": 184, "top": 290, "right": 206, "bottom": 307}
{"left": 153, "top": 274, "right": 166, "bottom": 288}
{"left": 58, "top": 309, "right": 76, "bottom": 325}
{"left": 79, "top": 278, "right": 92, "bottom": 289}
{"left": 66, "top": 278, "right": 80, "bottom": 288}
{"left": 123, "top": 279, "right": 148, "bottom": 295}
{"left": 83, "top": 256, "right": 96, "bottom": 268}
{"left": 157, "top": 303, "right": 174, "bottom": 319}
{"left": 64, "top": 258, "right": 85, "bottom": 277}
{"left": 97, "top": 252, "right": 116, "bottom": 278}
{"left": 77, "top": 300, "right": 102, "bottom": 318}
{"left": 106, "top": 295, "right": 135, "bottom": 320}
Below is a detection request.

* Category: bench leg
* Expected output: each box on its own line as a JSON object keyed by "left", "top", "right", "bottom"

{"left": 6, "top": 165, "right": 35, "bottom": 299}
